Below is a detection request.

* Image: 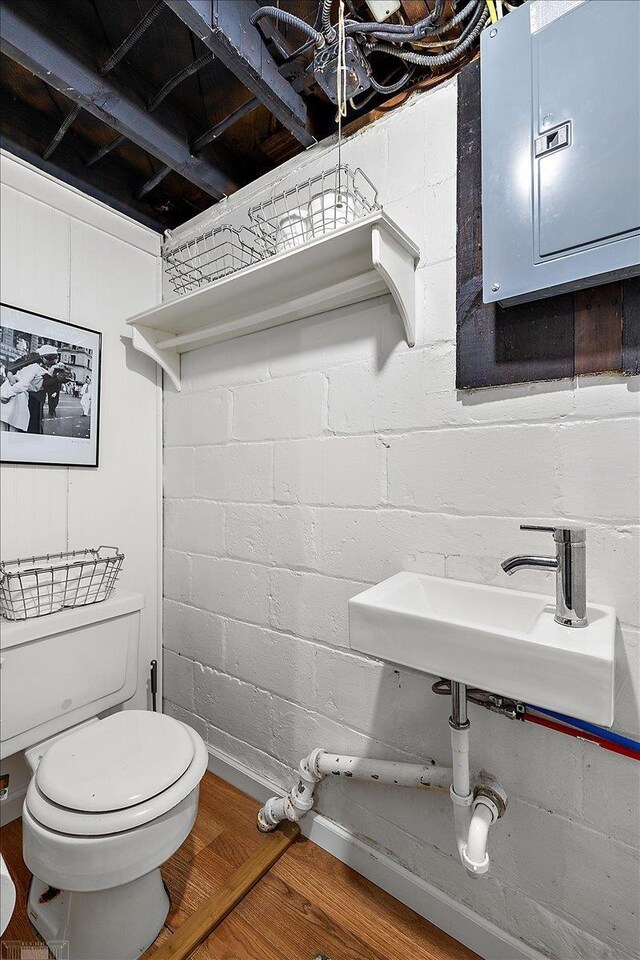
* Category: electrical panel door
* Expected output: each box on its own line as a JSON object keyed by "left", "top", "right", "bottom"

{"left": 481, "top": 0, "right": 640, "bottom": 306}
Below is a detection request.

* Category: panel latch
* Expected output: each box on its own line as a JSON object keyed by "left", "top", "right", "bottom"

{"left": 535, "top": 120, "right": 572, "bottom": 157}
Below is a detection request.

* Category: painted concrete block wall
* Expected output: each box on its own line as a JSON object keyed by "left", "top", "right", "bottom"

{"left": 162, "top": 80, "right": 640, "bottom": 960}
{"left": 0, "top": 153, "right": 162, "bottom": 817}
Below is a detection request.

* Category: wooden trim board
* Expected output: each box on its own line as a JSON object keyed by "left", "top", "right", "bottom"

{"left": 204, "top": 745, "right": 549, "bottom": 960}
{"left": 455, "top": 61, "right": 640, "bottom": 389}
{"left": 147, "top": 820, "right": 299, "bottom": 960}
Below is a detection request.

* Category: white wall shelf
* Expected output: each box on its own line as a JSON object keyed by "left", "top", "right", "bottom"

{"left": 126, "top": 211, "right": 419, "bottom": 391}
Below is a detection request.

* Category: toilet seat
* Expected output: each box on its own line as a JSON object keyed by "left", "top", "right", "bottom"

{"left": 36, "top": 711, "right": 194, "bottom": 812}
{"left": 25, "top": 712, "right": 208, "bottom": 836}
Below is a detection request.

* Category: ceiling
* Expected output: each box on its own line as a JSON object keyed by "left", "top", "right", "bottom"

{"left": 0, "top": 0, "right": 337, "bottom": 231}
{"left": 0, "top": 0, "right": 479, "bottom": 232}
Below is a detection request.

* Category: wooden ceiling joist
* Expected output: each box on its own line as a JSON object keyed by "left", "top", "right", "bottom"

{"left": 162, "top": 0, "right": 315, "bottom": 148}
{"left": 0, "top": 1, "right": 236, "bottom": 200}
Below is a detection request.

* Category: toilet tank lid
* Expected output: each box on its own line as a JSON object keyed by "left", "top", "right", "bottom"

{"left": 0, "top": 590, "right": 145, "bottom": 651}
{"left": 35, "top": 711, "right": 195, "bottom": 812}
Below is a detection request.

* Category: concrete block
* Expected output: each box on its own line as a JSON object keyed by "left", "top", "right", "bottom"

{"left": 232, "top": 373, "right": 325, "bottom": 440}
{"left": 270, "top": 694, "right": 391, "bottom": 766}
{"left": 225, "top": 619, "right": 317, "bottom": 703}
{"left": 387, "top": 425, "right": 559, "bottom": 515}
{"left": 582, "top": 739, "right": 640, "bottom": 846}
{"left": 194, "top": 664, "right": 273, "bottom": 754}
{"left": 423, "top": 177, "right": 456, "bottom": 266}
{"left": 163, "top": 598, "right": 225, "bottom": 669}
{"left": 182, "top": 329, "right": 271, "bottom": 391}
{"left": 164, "top": 499, "right": 225, "bottom": 555}
{"left": 268, "top": 296, "right": 400, "bottom": 380}
{"left": 163, "top": 649, "right": 194, "bottom": 710}
{"left": 164, "top": 548, "right": 192, "bottom": 603}
{"left": 195, "top": 442, "right": 273, "bottom": 503}
{"left": 492, "top": 799, "right": 640, "bottom": 953}
{"left": 163, "top": 700, "right": 208, "bottom": 741}
{"left": 205, "top": 722, "right": 295, "bottom": 792}
{"left": 164, "top": 389, "right": 231, "bottom": 446}
{"left": 268, "top": 568, "right": 367, "bottom": 648}
{"left": 422, "top": 258, "right": 456, "bottom": 345}
{"left": 558, "top": 419, "right": 640, "bottom": 522}
{"left": 423, "top": 78, "right": 457, "bottom": 187}
{"left": 274, "top": 436, "right": 384, "bottom": 507}
{"left": 164, "top": 447, "right": 194, "bottom": 499}
{"left": 192, "top": 555, "right": 269, "bottom": 624}
{"left": 225, "top": 503, "right": 317, "bottom": 570}
{"left": 315, "top": 645, "right": 399, "bottom": 737}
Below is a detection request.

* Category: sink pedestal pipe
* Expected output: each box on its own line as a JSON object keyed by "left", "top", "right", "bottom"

{"left": 256, "top": 681, "right": 506, "bottom": 876}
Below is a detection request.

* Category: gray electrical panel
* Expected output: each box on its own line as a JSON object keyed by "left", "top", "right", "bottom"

{"left": 480, "top": 0, "right": 640, "bottom": 306}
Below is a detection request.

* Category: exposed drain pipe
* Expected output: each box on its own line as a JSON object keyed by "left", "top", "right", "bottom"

{"left": 257, "top": 749, "right": 452, "bottom": 833}
{"left": 450, "top": 680, "right": 506, "bottom": 876}
{"left": 257, "top": 682, "right": 506, "bottom": 877}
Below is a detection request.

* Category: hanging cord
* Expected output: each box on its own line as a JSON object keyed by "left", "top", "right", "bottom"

{"left": 335, "top": 0, "right": 347, "bottom": 202}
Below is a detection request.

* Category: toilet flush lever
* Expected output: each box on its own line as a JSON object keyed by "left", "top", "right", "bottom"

{"left": 501, "top": 524, "right": 587, "bottom": 628}
{"left": 150, "top": 660, "right": 158, "bottom": 712}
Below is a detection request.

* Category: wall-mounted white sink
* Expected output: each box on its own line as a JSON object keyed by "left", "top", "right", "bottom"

{"left": 348, "top": 572, "right": 615, "bottom": 726}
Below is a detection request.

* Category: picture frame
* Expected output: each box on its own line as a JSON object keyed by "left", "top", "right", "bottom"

{"left": 0, "top": 303, "right": 102, "bottom": 467}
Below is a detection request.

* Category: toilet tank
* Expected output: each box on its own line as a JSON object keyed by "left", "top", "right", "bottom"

{"left": 0, "top": 591, "right": 144, "bottom": 760}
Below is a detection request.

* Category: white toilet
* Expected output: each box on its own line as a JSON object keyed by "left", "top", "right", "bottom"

{"left": 0, "top": 591, "right": 208, "bottom": 960}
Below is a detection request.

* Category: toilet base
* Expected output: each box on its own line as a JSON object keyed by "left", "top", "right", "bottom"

{"left": 27, "top": 868, "right": 170, "bottom": 960}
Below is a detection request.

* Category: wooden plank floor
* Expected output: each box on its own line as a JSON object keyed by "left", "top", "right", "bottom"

{"left": 1, "top": 771, "right": 479, "bottom": 960}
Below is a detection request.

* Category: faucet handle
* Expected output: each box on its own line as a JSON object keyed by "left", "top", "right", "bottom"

{"left": 520, "top": 524, "right": 586, "bottom": 543}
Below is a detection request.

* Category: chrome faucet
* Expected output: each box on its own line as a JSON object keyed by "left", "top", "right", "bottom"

{"left": 501, "top": 524, "right": 587, "bottom": 628}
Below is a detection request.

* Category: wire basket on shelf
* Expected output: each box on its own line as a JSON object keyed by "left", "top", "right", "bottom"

{"left": 248, "top": 164, "right": 380, "bottom": 253}
{"left": 164, "top": 224, "right": 270, "bottom": 296}
{"left": 0, "top": 546, "right": 124, "bottom": 621}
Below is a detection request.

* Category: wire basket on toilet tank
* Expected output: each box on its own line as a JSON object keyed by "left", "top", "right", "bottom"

{"left": 0, "top": 546, "right": 124, "bottom": 620}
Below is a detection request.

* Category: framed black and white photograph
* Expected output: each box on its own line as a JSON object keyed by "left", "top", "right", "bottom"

{"left": 0, "top": 304, "right": 101, "bottom": 467}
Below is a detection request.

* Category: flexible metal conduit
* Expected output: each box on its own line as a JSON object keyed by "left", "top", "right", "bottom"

{"left": 250, "top": 6, "right": 326, "bottom": 48}
{"left": 366, "top": 7, "right": 489, "bottom": 67}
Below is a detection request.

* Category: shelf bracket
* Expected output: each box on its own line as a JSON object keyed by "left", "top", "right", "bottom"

{"left": 371, "top": 224, "right": 417, "bottom": 347}
{"left": 130, "top": 324, "right": 181, "bottom": 391}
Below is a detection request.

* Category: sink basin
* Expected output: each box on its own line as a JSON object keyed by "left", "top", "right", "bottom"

{"left": 348, "top": 572, "right": 615, "bottom": 726}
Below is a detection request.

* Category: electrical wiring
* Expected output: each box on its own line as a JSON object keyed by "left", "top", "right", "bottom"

{"left": 486, "top": 0, "right": 499, "bottom": 25}
{"left": 251, "top": 0, "right": 522, "bottom": 113}
{"left": 250, "top": 6, "right": 326, "bottom": 48}
{"left": 368, "top": 65, "right": 416, "bottom": 95}
{"left": 343, "top": 0, "right": 446, "bottom": 39}
{"left": 364, "top": 7, "right": 489, "bottom": 68}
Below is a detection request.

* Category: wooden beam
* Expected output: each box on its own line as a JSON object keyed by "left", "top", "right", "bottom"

{"left": 147, "top": 821, "right": 299, "bottom": 960}
{"left": 0, "top": 1, "right": 236, "bottom": 199}
{"left": 192, "top": 97, "right": 259, "bottom": 153}
{"left": 574, "top": 284, "right": 623, "bottom": 376}
{"left": 163, "top": 0, "right": 315, "bottom": 147}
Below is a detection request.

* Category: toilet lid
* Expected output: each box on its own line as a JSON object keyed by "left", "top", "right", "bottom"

{"left": 35, "top": 711, "right": 195, "bottom": 812}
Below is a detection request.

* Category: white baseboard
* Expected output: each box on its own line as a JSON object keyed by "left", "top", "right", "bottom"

{"left": 206, "top": 745, "right": 548, "bottom": 960}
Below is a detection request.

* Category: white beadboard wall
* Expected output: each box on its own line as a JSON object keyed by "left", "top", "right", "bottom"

{"left": 0, "top": 151, "right": 163, "bottom": 717}
{"left": 161, "top": 80, "right": 640, "bottom": 960}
